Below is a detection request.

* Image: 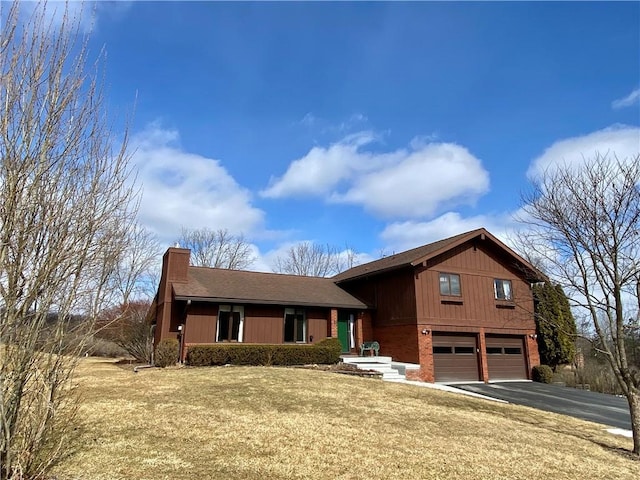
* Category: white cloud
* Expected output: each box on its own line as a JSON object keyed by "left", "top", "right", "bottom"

{"left": 527, "top": 125, "right": 640, "bottom": 179}
{"left": 612, "top": 88, "right": 640, "bottom": 109}
{"left": 409, "top": 133, "right": 440, "bottom": 149}
{"left": 16, "top": 1, "right": 132, "bottom": 34}
{"left": 261, "top": 131, "right": 387, "bottom": 198}
{"left": 256, "top": 241, "right": 299, "bottom": 272}
{"left": 380, "top": 212, "right": 516, "bottom": 253}
{"left": 16, "top": 1, "right": 90, "bottom": 32}
{"left": 131, "top": 124, "right": 265, "bottom": 247}
{"left": 262, "top": 133, "right": 490, "bottom": 219}
{"left": 333, "top": 143, "right": 489, "bottom": 218}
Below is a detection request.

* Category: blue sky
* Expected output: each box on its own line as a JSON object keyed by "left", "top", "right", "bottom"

{"left": 27, "top": 1, "right": 640, "bottom": 270}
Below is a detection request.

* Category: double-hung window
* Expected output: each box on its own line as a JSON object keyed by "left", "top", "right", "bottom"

{"left": 217, "top": 305, "right": 244, "bottom": 342}
{"left": 494, "top": 279, "right": 513, "bottom": 301}
{"left": 284, "top": 308, "right": 306, "bottom": 343}
{"left": 439, "top": 273, "right": 461, "bottom": 296}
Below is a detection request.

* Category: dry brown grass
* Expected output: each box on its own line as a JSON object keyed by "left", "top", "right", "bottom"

{"left": 54, "top": 358, "right": 638, "bottom": 480}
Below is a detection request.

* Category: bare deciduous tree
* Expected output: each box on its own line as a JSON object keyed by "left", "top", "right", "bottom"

{"left": 177, "top": 227, "right": 255, "bottom": 269}
{"left": 108, "top": 223, "right": 161, "bottom": 303}
{"left": 273, "top": 242, "right": 358, "bottom": 277}
{"left": 517, "top": 152, "right": 640, "bottom": 456}
{"left": 0, "top": 2, "right": 138, "bottom": 478}
{"left": 95, "top": 300, "right": 153, "bottom": 363}
{"left": 94, "top": 224, "right": 159, "bottom": 362}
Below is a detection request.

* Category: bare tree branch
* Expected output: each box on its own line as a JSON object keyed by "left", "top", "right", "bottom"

{"left": 0, "top": 2, "right": 138, "bottom": 477}
{"left": 95, "top": 301, "right": 153, "bottom": 363}
{"left": 516, "top": 152, "right": 640, "bottom": 456}
{"left": 107, "top": 223, "right": 161, "bottom": 303}
{"left": 177, "top": 227, "right": 255, "bottom": 270}
{"left": 273, "top": 242, "right": 359, "bottom": 277}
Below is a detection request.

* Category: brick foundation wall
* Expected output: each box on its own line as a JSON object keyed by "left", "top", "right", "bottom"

{"left": 415, "top": 325, "right": 434, "bottom": 382}
{"left": 405, "top": 368, "right": 425, "bottom": 382}
{"left": 377, "top": 325, "right": 540, "bottom": 384}
{"left": 373, "top": 324, "right": 420, "bottom": 364}
{"left": 478, "top": 328, "right": 489, "bottom": 382}
{"left": 526, "top": 334, "right": 540, "bottom": 378}
{"left": 359, "top": 311, "right": 373, "bottom": 344}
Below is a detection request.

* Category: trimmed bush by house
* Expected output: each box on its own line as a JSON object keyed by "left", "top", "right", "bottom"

{"left": 314, "top": 337, "right": 342, "bottom": 359}
{"left": 186, "top": 339, "right": 343, "bottom": 367}
{"left": 532, "top": 364, "right": 554, "bottom": 383}
{"left": 155, "top": 338, "right": 179, "bottom": 368}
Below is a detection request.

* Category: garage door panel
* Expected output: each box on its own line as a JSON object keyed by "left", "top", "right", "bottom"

{"left": 486, "top": 335, "right": 527, "bottom": 380}
{"left": 433, "top": 334, "right": 479, "bottom": 382}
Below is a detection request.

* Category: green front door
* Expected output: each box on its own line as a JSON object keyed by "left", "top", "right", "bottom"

{"left": 337, "top": 310, "right": 349, "bottom": 353}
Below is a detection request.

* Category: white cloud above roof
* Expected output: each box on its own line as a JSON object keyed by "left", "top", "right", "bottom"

{"left": 527, "top": 125, "right": 640, "bottom": 179}
{"left": 379, "top": 212, "right": 516, "bottom": 253}
{"left": 261, "top": 132, "right": 386, "bottom": 198}
{"left": 332, "top": 143, "right": 489, "bottom": 218}
{"left": 132, "top": 123, "right": 265, "bottom": 246}
{"left": 262, "top": 133, "right": 490, "bottom": 219}
{"left": 379, "top": 124, "right": 640, "bottom": 260}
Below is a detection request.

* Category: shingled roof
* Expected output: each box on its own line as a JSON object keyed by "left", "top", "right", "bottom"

{"left": 173, "top": 267, "right": 368, "bottom": 309}
{"left": 333, "top": 228, "right": 542, "bottom": 283}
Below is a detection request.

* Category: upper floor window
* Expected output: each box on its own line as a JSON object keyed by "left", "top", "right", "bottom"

{"left": 439, "top": 273, "right": 461, "bottom": 296}
{"left": 284, "top": 307, "right": 306, "bottom": 343}
{"left": 494, "top": 279, "right": 513, "bottom": 301}
{"left": 217, "top": 305, "right": 244, "bottom": 342}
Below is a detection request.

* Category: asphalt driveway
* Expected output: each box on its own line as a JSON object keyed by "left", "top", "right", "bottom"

{"left": 454, "top": 382, "right": 631, "bottom": 430}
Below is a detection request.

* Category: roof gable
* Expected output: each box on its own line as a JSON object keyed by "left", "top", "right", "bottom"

{"left": 333, "top": 228, "right": 543, "bottom": 283}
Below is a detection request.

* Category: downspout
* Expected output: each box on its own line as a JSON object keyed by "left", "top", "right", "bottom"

{"left": 179, "top": 299, "right": 192, "bottom": 363}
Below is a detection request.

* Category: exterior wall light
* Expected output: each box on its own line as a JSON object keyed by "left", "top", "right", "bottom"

{"left": 421, "top": 329, "right": 431, "bottom": 335}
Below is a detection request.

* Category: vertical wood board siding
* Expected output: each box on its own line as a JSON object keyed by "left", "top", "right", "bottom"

{"left": 243, "top": 305, "right": 285, "bottom": 344}
{"left": 340, "top": 269, "right": 416, "bottom": 327}
{"left": 416, "top": 243, "right": 535, "bottom": 331}
{"left": 307, "top": 308, "right": 329, "bottom": 344}
{"left": 185, "top": 303, "right": 218, "bottom": 343}
{"left": 185, "top": 303, "right": 329, "bottom": 344}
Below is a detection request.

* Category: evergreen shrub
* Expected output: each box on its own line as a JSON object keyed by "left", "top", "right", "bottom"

{"left": 186, "top": 338, "right": 343, "bottom": 367}
{"left": 155, "top": 338, "right": 179, "bottom": 368}
{"left": 532, "top": 364, "right": 554, "bottom": 383}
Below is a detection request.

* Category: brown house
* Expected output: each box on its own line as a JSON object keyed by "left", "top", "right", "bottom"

{"left": 152, "top": 248, "right": 369, "bottom": 360}
{"left": 151, "top": 228, "right": 542, "bottom": 383}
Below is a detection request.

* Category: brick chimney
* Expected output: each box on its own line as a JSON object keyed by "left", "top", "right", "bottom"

{"left": 163, "top": 247, "right": 190, "bottom": 282}
{"left": 154, "top": 247, "right": 191, "bottom": 346}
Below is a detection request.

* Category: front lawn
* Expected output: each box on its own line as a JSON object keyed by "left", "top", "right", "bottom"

{"left": 54, "top": 358, "right": 638, "bottom": 479}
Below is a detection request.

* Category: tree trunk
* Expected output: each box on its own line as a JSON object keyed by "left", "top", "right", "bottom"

{"left": 628, "top": 389, "right": 640, "bottom": 456}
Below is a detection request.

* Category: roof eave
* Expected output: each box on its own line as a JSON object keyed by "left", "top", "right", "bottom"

{"left": 173, "top": 295, "right": 368, "bottom": 310}
{"left": 334, "top": 263, "right": 412, "bottom": 284}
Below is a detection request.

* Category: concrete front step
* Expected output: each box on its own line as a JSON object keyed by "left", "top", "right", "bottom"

{"left": 340, "top": 355, "right": 405, "bottom": 381}
{"left": 341, "top": 356, "right": 392, "bottom": 364}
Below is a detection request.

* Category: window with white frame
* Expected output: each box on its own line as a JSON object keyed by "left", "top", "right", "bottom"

{"left": 494, "top": 279, "right": 513, "bottom": 301}
{"left": 284, "top": 307, "right": 306, "bottom": 343}
{"left": 439, "top": 273, "right": 461, "bottom": 296}
{"left": 216, "top": 305, "right": 244, "bottom": 342}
